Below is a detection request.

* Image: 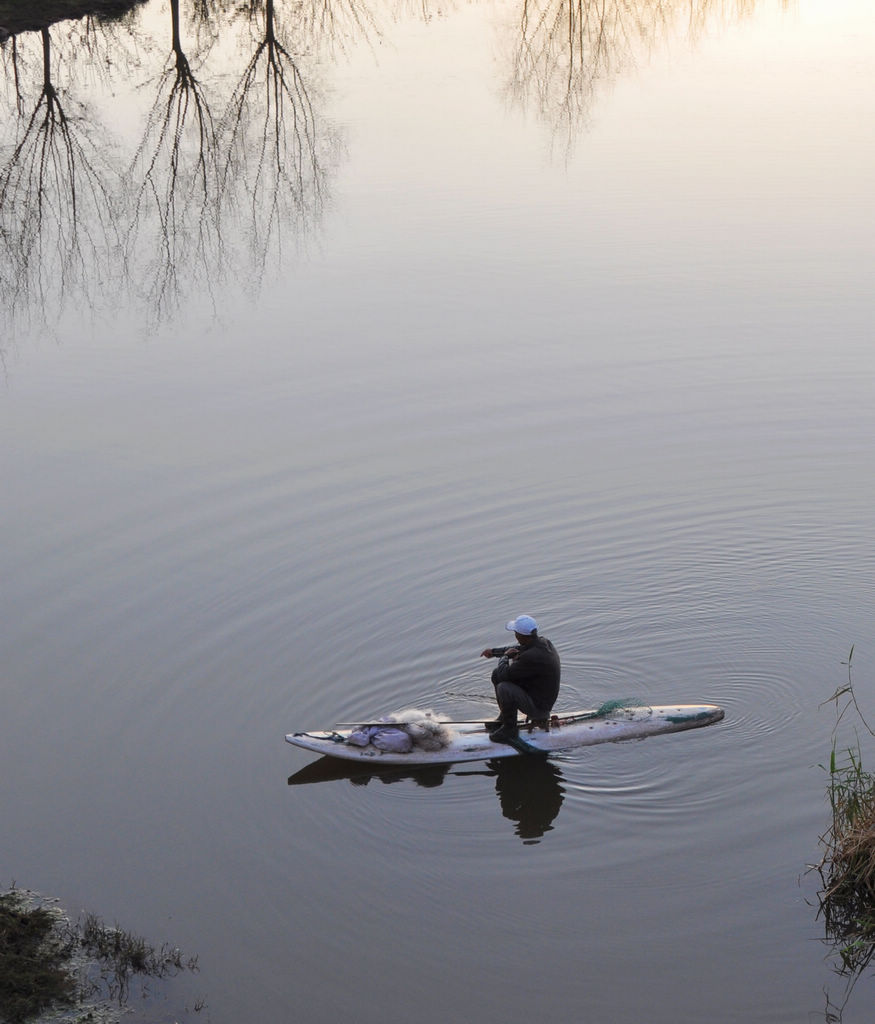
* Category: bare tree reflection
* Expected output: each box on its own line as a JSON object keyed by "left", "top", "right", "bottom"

{"left": 507, "top": 0, "right": 768, "bottom": 151}
{"left": 294, "top": 0, "right": 380, "bottom": 55}
{"left": 126, "top": 0, "right": 222, "bottom": 315}
{"left": 509, "top": 0, "right": 633, "bottom": 139}
{"left": 0, "top": 27, "right": 118, "bottom": 324}
{"left": 1, "top": 0, "right": 346, "bottom": 330}
{"left": 66, "top": 6, "right": 147, "bottom": 84}
{"left": 181, "top": 0, "right": 236, "bottom": 62}
{"left": 0, "top": 32, "right": 26, "bottom": 116}
{"left": 222, "top": 0, "right": 334, "bottom": 284}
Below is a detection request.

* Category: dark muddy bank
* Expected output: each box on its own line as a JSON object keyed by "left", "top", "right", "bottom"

{"left": 0, "top": 0, "right": 145, "bottom": 38}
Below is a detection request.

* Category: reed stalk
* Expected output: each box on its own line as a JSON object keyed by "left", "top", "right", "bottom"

{"left": 816, "top": 647, "right": 875, "bottom": 975}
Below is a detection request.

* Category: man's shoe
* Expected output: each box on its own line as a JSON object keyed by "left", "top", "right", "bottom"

{"left": 485, "top": 719, "right": 503, "bottom": 733}
{"left": 489, "top": 725, "right": 519, "bottom": 745}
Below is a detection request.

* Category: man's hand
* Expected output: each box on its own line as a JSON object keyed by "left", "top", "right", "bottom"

{"left": 481, "top": 645, "right": 521, "bottom": 659}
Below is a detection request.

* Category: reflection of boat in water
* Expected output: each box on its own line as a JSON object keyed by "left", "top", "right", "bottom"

{"left": 288, "top": 755, "right": 566, "bottom": 843}
{"left": 288, "top": 757, "right": 456, "bottom": 788}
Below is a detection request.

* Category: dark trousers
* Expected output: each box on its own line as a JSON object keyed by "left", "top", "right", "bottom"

{"left": 494, "top": 681, "right": 547, "bottom": 726}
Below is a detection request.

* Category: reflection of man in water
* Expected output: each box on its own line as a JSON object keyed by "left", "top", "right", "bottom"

{"left": 480, "top": 614, "right": 560, "bottom": 744}
{"left": 492, "top": 756, "right": 565, "bottom": 843}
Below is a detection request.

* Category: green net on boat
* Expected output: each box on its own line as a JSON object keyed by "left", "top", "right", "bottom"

{"left": 591, "top": 698, "right": 648, "bottom": 718}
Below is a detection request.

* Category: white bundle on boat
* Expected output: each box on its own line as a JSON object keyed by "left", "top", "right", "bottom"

{"left": 391, "top": 708, "right": 451, "bottom": 752}
{"left": 346, "top": 709, "right": 451, "bottom": 753}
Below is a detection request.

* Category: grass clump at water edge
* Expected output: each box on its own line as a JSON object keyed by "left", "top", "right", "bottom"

{"left": 0, "top": 891, "right": 75, "bottom": 1023}
{"left": 815, "top": 646, "right": 875, "bottom": 977}
{"left": 0, "top": 886, "right": 200, "bottom": 1024}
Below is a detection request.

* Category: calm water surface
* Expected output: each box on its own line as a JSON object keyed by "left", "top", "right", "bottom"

{"left": 1, "top": 0, "right": 874, "bottom": 1021}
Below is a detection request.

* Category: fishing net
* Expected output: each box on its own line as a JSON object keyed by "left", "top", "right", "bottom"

{"left": 392, "top": 708, "right": 452, "bottom": 751}
{"left": 590, "top": 698, "right": 650, "bottom": 718}
{"left": 346, "top": 709, "right": 452, "bottom": 752}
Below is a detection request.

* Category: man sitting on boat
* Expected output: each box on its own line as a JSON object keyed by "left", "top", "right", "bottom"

{"left": 481, "top": 615, "right": 560, "bottom": 745}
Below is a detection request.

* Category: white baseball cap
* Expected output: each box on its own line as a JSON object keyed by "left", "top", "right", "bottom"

{"left": 506, "top": 614, "right": 538, "bottom": 635}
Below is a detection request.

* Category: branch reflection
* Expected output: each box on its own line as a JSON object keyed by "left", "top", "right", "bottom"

{"left": 507, "top": 0, "right": 772, "bottom": 149}
{"left": 0, "top": 26, "right": 119, "bottom": 327}
{"left": 1, "top": 0, "right": 343, "bottom": 332}
{"left": 222, "top": 0, "right": 335, "bottom": 287}
{"left": 126, "top": 0, "right": 223, "bottom": 315}
{"left": 0, "top": 0, "right": 787, "bottom": 335}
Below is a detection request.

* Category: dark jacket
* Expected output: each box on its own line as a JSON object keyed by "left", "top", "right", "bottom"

{"left": 491, "top": 636, "right": 560, "bottom": 715}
